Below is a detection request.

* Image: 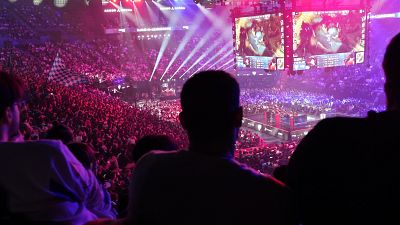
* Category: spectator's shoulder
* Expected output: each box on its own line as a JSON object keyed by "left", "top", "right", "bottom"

{"left": 312, "top": 116, "right": 366, "bottom": 136}
{"left": 25, "top": 139, "right": 65, "bottom": 148}
{"left": 23, "top": 139, "right": 68, "bottom": 154}
{"left": 235, "top": 160, "right": 289, "bottom": 190}
{"left": 0, "top": 140, "right": 66, "bottom": 153}
{"left": 135, "top": 150, "right": 180, "bottom": 169}
{"left": 18, "top": 140, "right": 84, "bottom": 167}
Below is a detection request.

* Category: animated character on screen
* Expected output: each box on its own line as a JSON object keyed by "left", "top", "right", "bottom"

{"left": 294, "top": 11, "right": 364, "bottom": 57}
{"left": 236, "top": 16, "right": 284, "bottom": 58}
{"left": 248, "top": 21, "right": 267, "bottom": 56}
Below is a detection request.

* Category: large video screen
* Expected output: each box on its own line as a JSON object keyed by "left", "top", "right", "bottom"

{"left": 293, "top": 10, "right": 367, "bottom": 70}
{"left": 235, "top": 13, "right": 285, "bottom": 70}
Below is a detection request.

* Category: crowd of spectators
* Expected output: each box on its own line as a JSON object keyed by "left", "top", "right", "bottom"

{"left": 241, "top": 87, "right": 385, "bottom": 118}
{"left": 0, "top": 0, "right": 392, "bottom": 217}
{"left": 1, "top": 48, "right": 272, "bottom": 214}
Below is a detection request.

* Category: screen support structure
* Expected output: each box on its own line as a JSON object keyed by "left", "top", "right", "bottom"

{"left": 282, "top": 0, "right": 293, "bottom": 73}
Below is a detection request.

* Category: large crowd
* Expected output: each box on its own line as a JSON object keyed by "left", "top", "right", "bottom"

{"left": 0, "top": 1, "right": 395, "bottom": 222}
{"left": 1, "top": 45, "right": 282, "bottom": 213}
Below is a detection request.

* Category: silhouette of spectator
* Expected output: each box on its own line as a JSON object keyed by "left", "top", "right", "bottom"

{"left": 131, "top": 135, "right": 178, "bottom": 163}
{"left": 273, "top": 165, "right": 288, "bottom": 184}
{"left": 46, "top": 121, "right": 74, "bottom": 145}
{"left": 122, "top": 70, "right": 294, "bottom": 225}
{"left": 287, "top": 33, "right": 400, "bottom": 225}
{"left": 67, "top": 142, "right": 97, "bottom": 173}
{"left": 0, "top": 71, "right": 115, "bottom": 224}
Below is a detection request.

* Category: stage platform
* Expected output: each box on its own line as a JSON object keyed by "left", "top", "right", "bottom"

{"left": 243, "top": 113, "right": 321, "bottom": 141}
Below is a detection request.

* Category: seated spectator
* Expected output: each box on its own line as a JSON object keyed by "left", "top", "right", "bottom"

{"left": 123, "top": 71, "right": 294, "bottom": 225}
{"left": 0, "top": 71, "right": 115, "bottom": 224}
{"left": 287, "top": 33, "right": 400, "bottom": 225}
{"left": 46, "top": 121, "right": 74, "bottom": 145}
{"left": 131, "top": 135, "right": 178, "bottom": 163}
{"left": 67, "top": 142, "right": 97, "bottom": 173}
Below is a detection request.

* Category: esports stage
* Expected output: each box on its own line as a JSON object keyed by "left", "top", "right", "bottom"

{"left": 243, "top": 112, "right": 322, "bottom": 141}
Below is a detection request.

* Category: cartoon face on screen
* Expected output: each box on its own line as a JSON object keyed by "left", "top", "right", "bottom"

{"left": 293, "top": 10, "right": 365, "bottom": 57}
{"left": 236, "top": 14, "right": 284, "bottom": 58}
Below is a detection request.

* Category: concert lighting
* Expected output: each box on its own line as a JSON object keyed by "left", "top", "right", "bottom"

{"left": 190, "top": 41, "right": 233, "bottom": 76}
{"left": 170, "top": 6, "right": 231, "bottom": 80}
{"left": 149, "top": 13, "right": 181, "bottom": 81}
{"left": 222, "top": 63, "right": 235, "bottom": 71}
{"left": 54, "top": 0, "right": 68, "bottom": 7}
{"left": 145, "top": 0, "right": 158, "bottom": 24}
{"left": 132, "top": 2, "right": 145, "bottom": 27}
{"left": 179, "top": 38, "right": 232, "bottom": 78}
{"left": 217, "top": 58, "right": 234, "bottom": 70}
{"left": 159, "top": 6, "right": 186, "bottom": 11}
{"left": 153, "top": 0, "right": 181, "bottom": 22}
{"left": 33, "top": 0, "right": 43, "bottom": 5}
{"left": 204, "top": 50, "right": 234, "bottom": 71}
{"left": 159, "top": 13, "right": 206, "bottom": 81}
{"left": 168, "top": 27, "right": 218, "bottom": 80}
{"left": 371, "top": 12, "right": 400, "bottom": 19}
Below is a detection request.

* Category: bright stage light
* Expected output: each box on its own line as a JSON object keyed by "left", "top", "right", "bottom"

{"left": 145, "top": 0, "right": 158, "bottom": 25}
{"left": 216, "top": 58, "right": 234, "bottom": 70}
{"left": 169, "top": 13, "right": 231, "bottom": 80}
{"left": 203, "top": 50, "right": 233, "bottom": 72}
{"left": 170, "top": 4, "right": 232, "bottom": 79}
{"left": 149, "top": 13, "right": 181, "bottom": 81}
{"left": 33, "top": 0, "right": 42, "bottom": 5}
{"left": 220, "top": 63, "right": 234, "bottom": 71}
{"left": 159, "top": 13, "right": 206, "bottom": 81}
{"left": 191, "top": 42, "right": 232, "bottom": 75}
{"left": 179, "top": 41, "right": 232, "bottom": 79}
{"left": 370, "top": 13, "right": 400, "bottom": 19}
{"left": 168, "top": 27, "right": 216, "bottom": 80}
{"left": 54, "top": 0, "right": 68, "bottom": 7}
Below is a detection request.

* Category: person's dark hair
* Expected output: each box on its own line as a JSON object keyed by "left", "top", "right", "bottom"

{"left": 132, "top": 135, "right": 177, "bottom": 163}
{"left": 67, "top": 142, "right": 96, "bottom": 172}
{"left": 46, "top": 122, "right": 74, "bottom": 145}
{"left": 383, "top": 33, "right": 400, "bottom": 108}
{"left": 180, "top": 70, "right": 240, "bottom": 138}
{"left": 383, "top": 33, "right": 400, "bottom": 81}
{"left": 0, "top": 71, "right": 24, "bottom": 116}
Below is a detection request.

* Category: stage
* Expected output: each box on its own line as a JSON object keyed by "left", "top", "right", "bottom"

{"left": 243, "top": 112, "right": 322, "bottom": 141}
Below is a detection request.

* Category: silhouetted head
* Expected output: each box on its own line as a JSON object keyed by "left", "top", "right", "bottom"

{"left": 0, "top": 71, "right": 25, "bottom": 141}
{"left": 179, "top": 70, "right": 242, "bottom": 156}
{"left": 132, "top": 135, "right": 177, "bottom": 163}
{"left": 46, "top": 122, "right": 74, "bottom": 145}
{"left": 67, "top": 142, "right": 97, "bottom": 173}
{"left": 383, "top": 33, "right": 400, "bottom": 110}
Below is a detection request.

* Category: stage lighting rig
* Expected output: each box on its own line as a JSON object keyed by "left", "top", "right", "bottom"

{"left": 193, "top": 0, "right": 280, "bottom": 8}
